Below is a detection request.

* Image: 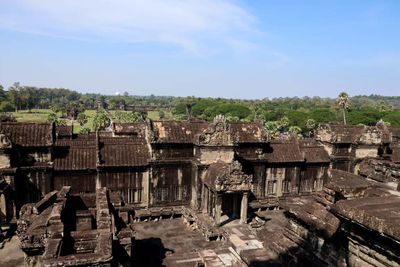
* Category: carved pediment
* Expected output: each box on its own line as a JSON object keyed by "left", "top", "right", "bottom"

{"left": 198, "top": 115, "right": 235, "bottom": 146}
{"left": 0, "top": 133, "right": 11, "bottom": 149}
{"left": 358, "top": 127, "right": 382, "bottom": 145}
{"left": 315, "top": 124, "right": 332, "bottom": 143}
{"left": 205, "top": 160, "right": 252, "bottom": 192}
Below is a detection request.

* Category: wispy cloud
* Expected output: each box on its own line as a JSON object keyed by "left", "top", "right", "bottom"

{"left": 0, "top": 0, "right": 261, "bottom": 55}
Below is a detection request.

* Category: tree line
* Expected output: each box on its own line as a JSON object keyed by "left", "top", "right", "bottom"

{"left": 0, "top": 83, "right": 399, "bottom": 136}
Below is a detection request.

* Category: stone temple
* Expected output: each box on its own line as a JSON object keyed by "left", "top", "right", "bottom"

{"left": 0, "top": 116, "right": 400, "bottom": 266}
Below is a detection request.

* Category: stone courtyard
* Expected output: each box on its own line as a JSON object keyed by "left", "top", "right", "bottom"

{"left": 0, "top": 235, "right": 25, "bottom": 267}
{"left": 131, "top": 217, "right": 278, "bottom": 267}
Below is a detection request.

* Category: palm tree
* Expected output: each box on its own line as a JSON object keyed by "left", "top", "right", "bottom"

{"left": 184, "top": 96, "right": 196, "bottom": 120}
{"left": 376, "top": 100, "right": 392, "bottom": 112}
{"left": 337, "top": 92, "right": 350, "bottom": 125}
{"left": 306, "top": 118, "right": 316, "bottom": 137}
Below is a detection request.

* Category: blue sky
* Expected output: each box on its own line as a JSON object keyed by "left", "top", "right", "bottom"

{"left": 0, "top": 0, "right": 399, "bottom": 98}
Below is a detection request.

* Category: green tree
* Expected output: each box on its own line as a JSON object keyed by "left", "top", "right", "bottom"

{"left": 47, "top": 112, "right": 59, "bottom": 124}
{"left": 56, "top": 119, "right": 67, "bottom": 126}
{"left": 287, "top": 126, "right": 302, "bottom": 138}
{"left": 8, "top": 82, "right": 22, "bottom": 112}
{"left": 382, "top": 111, "right": 400, "bottom": 127}
{"left": 77, "top": 113, "right": 88, "bottom": 126}
{"left": 114, "top": 111, "right": 140, "bottom": 123}
{"left": 0, "top": 101, "right": 15, "bottom": 112}
{"left": 279, "top": 116, "right": 290, "bottom": 129}
{"left": 93, "top": 110, "right": 110, "bottom": 131}
{"left": 375, "top": 100, "right": 392, "bottom": 112}
{"left": 79, "top": 95, "right": 96, "bottom": 109}
{"left": 0, "top": 85, "right": 7, "bottom": 101}
{"left": 337, "top": 92, "right": 350, "bottom": 125}
{"left": 79, "top": 127, "right": 91, "bottom": 134}
{"left": 66, "top": 101, "right": 85, "bottom": 120}
{"left": 158, "top": 110, "right": 165, "bottom": 119}
{"left": 309, "top": 109, "right": 337, "bottom": 124}
{"left": 306, "top": 118, "right": 316, "bottom": 137}
{"left": 47, "top": 112, "right": 67, "bottom": 126}
{"left": 225, "top": 115, "right": 240, "bottom": 122}
{"left": 184, "top": 97, "right": 197, "bottom": 119}
{"left": 108, "top": 95, "right": 126, "bottom": 110}
{"left": 264, "top": 121, "right": 281, "bottom": 139}
{"left": 346, "top": 107, "right": 382, "bottom": 126}
{"left": 284, "top": 110, "right": 308, "bottom": 130}
{"left": 20, "top": 86, "right": 40, "bottom": 112}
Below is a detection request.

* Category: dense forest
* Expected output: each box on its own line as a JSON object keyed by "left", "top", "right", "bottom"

{"left": 0, "top": 82, "right": 399, "bottom": 136}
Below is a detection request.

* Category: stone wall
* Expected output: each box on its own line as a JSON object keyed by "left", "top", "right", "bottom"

{"left": 199, "top": 147, "right": 234, "bottom": 165}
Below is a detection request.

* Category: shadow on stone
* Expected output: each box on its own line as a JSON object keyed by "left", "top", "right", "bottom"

{"left": 131, "top": 237, "right": 174, "bottom": 267}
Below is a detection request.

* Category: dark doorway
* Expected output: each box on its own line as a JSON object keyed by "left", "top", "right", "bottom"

{"left": 222, "top": 193, "right": 241, "bottom": 220}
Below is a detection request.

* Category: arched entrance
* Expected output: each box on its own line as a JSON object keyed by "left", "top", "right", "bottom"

{"left": 222, "top": 193, "right": 241, "bottom": 220}
{"left": 202, "top": 161, "right": 252, "bottom": 225}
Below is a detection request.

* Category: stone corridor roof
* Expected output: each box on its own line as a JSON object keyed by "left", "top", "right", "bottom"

{"left": 0, "top": 122, "right": 53, "bottom": 147}
{"left": 229, "top": 122, "right": 267, "bottom": 143}
{"left": 152, "top": 121, "right": 208, "bottom": 144}
{"left": 326, "top": 169, "right": 374, "bottom": 198}
{"left": 266, "top": 141, "right": 304, "bottom": 163}
{"left": 99, "top": 136, "right": 150, "bottom": 167}
{"left": 281, "top": 197, "right": 340, "bottom": 238}
{"left": 54, "top": 139, "right": 97, "bottom": 171}
{"left": 113, "top": 122, "right": 147, "bottom": 140}
{"left": 333, "top": 196, "right": 400, "bottom": 241}
{"left": 151, "top": 120, "right": 267, "bottom": 144}
{"left": 3, "top": 121, "right": 400, "bottom": 172}
{"left": 55, "top": 125, "right": 73, "bottom": 138}
{"left": 299, "top": 139, "right": 330, "bottom": 163}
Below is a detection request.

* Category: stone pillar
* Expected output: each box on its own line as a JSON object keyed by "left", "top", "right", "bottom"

{"left": 96, "top": 171, "right": 101, "bottom": 189}
{"left": 12, "top": 198, "right": 17, "bottom": 223}
{"left": 215, "top": 193, "right": 222, "bottom": 226}
{"left": 143, "top": 170, "right": 150, "bottom": 207}
{"left": 202, "top": 185, "right": 208, "bottom": 214}
{"left": 191, "top": 164, "right": 198, "bottom": 209}
{"left": 0, "top": 193, "right": 6, "bottom": 223}
{"left": 276, "top": 168, "right": 284, "bottom": 197}
{"left": 240, "top": 192, "right": 248, "bottom": 224}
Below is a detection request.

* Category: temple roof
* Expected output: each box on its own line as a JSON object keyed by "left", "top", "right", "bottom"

{"left": 325, "top": 169, "right": 373, "bottom": 198}
{"left": 54, "top": 139, "right": 97, "bottom": 171}
{"left": 333, "top": 196, "right": 400, "bottom": 241}
{"left": 281, "top": 197, "right": 340, "bottom": 238}
{"left": 266, "top": 141, "right": 304, "bottom": 163}
{"left": 55, "top": 125, "right": 73, "bottom": 138}
{"left": 113, "top": 122, "right": 147, "bottom": 139}
{"left": 152, "top": 121, "right": 208, "bottom": 144}
{"left": 0, "top": 122, "right": 53, "bottom": 147}
{"left": 229, "top": 122, "right": 267, "bottom": 143}
{"left": 150, "top": 118, "right": 267, "bottom": 145}
{"left": 299, "top": 139, "right": 330, "bottom": 163}
{"left": 98, "top": 136, "right": 150, "bottom": 167}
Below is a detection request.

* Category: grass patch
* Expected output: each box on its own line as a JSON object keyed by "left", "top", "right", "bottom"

{"left": 11, "top": 109, "right": 53, "bottom": 123}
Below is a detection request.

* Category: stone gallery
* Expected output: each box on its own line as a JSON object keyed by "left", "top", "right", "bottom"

{"left": 0, "top": 116, "right": 400, "bottom": 266}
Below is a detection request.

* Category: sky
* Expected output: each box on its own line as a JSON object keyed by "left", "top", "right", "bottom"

{"left": 0, "top": 0, "right": 400, "bottom": 99}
